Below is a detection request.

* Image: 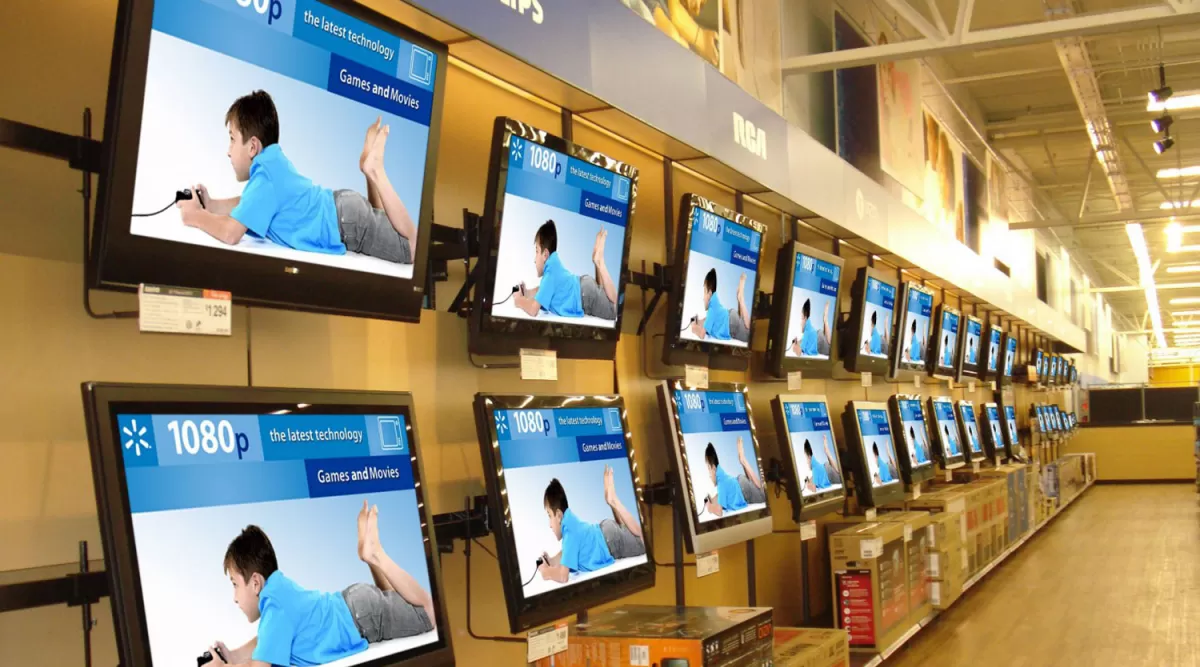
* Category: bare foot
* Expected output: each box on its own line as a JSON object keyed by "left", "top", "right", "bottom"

{"left": 592, "top": 229, "right": 607, "bottom": 266}
{"left": 737, "top": 272, "right": 746, "bottom": 297}
{"left": 362, "top": 504, "right": 383, "bottom": 565}
{"left": 362, "top": 124, "right": 390, "bottom": 181}
{"left": 356, "top": 500, "right": 370, "bottom": 562}
{"left": 603, "top": 464, "right": 616, "bottom": 507}
{"left": 359, "top": 118, "right": 382, "bottom": 174}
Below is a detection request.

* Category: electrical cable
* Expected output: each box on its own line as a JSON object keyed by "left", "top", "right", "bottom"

{"left": 522, "top": 558, "right": 544, "bottom": 586}
{"left": 132, "top": 198, "right": 178, "bottom": 218}
{"left": 494, "top": 287, "right": 518, "bottom": 307}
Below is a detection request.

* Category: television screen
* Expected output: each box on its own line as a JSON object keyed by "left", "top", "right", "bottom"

{"left": 930, "top": 397, "right": 964, "bottom": 462}
{"left": 1035, "top": 405, "right": 1048, "bottom": 432}
{"left": 860, "top": 276, "right": 896, "bottom": 361}
{"left": 1003, "top": 404, "right": 1019, "bottom": 444}
{"left": 890, "top": 396, "right": 934, "bottom": 484}
{"left": 773, "top": 396, "right": 845, "bottom": 519}
{"left": 1003, "top": 334, "right": 1018, "bottom": 380}
{"left": 958, "top": 401, "right": 984, "bottom": 460}
{"left": 895, "top": 282, "right": 933, "bottom": 374}
{"left": 96, "top": 0, "right": 447, "bottom": 321}
{"left": 1034, "top": 349, "right": 1045, "bottom": 380}
{"left": 983, "top": 325, "right": 1003, "bottom": 378}
{"left": 83, "top": 384, "right": 454, "bottom": 667}
{"left": 473, "top": 117, "right": 638, "bottom": 359}
{"left": 658, "top": 382, "right": 772, "bottom": 553}
{"left": 664, "top": 195, "right": 766, "bottom": 370}
{"left": 856, "top": 407, "right": 902, "bottom": 489}
{"left": 785, "top": 251, "right": 842, "bottom": 362}
{"left": 983, "top": 403, "right": 1004, "bottom": 458}
{"left": 960, "top": 315, "right": 984, "bottom": 379}
{"left": 931, "top": 306, "right": 960, "bottom": 377}
{"left": 473, "top": 394, "right": 653, "bottom": 632}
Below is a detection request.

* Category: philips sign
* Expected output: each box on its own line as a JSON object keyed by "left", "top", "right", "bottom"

{"left": 733, "top": 112, "right": 767, "bottom": 160}
{"left": 500, "top": 0, "right": 544, "bottom": 24}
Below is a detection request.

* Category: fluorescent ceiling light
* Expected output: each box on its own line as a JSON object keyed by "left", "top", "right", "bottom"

{"left": 1160, "top": 201, "right": 1200, "bottom": 210}
{"left": 1170, "top": 309, "right": 1200, "bottom": 316}
{"left": 1127, "top": 223, "right": 1168, "bottom": 348}
{"left": 1148, "top": 90, "right": 1200, "bottom": 111}
{"left": 1171, "top": 320, "right": 1200, "bottom": 327}
{"left": 1157, "top": 166, "right": 1200, "bottom": 179}
{"left": 1166, "top": 264, "right": 1200, "bottom": 274}
{"left": 1170, "top": 297, "right": 1200, "bottom": 305}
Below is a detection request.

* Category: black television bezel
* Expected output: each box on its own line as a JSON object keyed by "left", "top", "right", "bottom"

{"left": 957, "top": 314, "right": 985, "bottom": 381}
{"left": 955, "top": 399, "right": 987, "bottom": 463}
{"left": 840, "top": 400, "right": 906, "bottom": 508}
{"left": 770, "top": 394, "right": 847, "bottom": 521}
{"left": 979, "top": 323, "right": 1003, "bottom": 382}
{"left": 472, "top": 392, "right": 655, "bottom": 633}
{"left": 844, "top": 266, "right": 897, "bottom": 377}
{"left": 1000, "top": 333, "right": 1018, "bottom": 385}
{"left": 656, "top": 380, "right": 774, "bottom": 553}
{"left": 81, "top": 382, "right": 455, "bottom": 667}
{"left": 471, "top": 117, "right": 639, "bottom": 360}
{"left": 663, "top": 194, "right": 768, "bottom": 371}
{"left": 1001, "top": 402, "right": 1021, "bottom": 460}
{"left": 926, "top": 396, "right": 966, "bottom": 470}
{"left": 766, "top": 242, "right": 845, "bottom": 379}
{"left": 93, "top": 0, "right": 449, "bottom": 322}
{"left": 928, "top": 304, "right": 962, "bottom": 380}
{"left": 980, "top": 401, "right": 1006, "bottom": 462}
{"left": 889, "top": 281, "right": 935, "bottom": 381}
{"left": 886, "top": 394, "right": 936, "bottom": 485}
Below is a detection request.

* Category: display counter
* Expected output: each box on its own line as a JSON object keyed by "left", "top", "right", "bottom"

{"left": 1063, "top": 424, "right": 1196, "bottom": 481}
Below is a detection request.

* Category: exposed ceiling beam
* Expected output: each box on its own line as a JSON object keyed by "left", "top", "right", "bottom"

{"left": 1010, "top": 207, "right": 1200, "bottom": 230}
{"left": 883, "top": 0, "right": 944, "bottom": 40}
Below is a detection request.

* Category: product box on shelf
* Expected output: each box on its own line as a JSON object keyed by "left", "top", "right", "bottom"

{"left": 532, "top": 606, "right": 774, "bottom": 667}
{"left": 875, "top": 511, "right": 934, "bottom": 625}
{"left": 774, "top": 627, "right": 850, "bottom": 667}
{"left": 829, "top": 521, "right": 909, "bottom": 653}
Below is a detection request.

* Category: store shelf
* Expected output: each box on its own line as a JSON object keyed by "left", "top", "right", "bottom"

{"left": 849, "top": 480, "right": 1095, "bottom": 667}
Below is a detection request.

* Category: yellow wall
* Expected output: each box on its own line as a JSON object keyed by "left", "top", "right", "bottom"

{"left": 1062, "top": 426, "right": 1196, "bottom": 481}
{"left": 1149, "top": 366, "right": 1200, "bottom": 387}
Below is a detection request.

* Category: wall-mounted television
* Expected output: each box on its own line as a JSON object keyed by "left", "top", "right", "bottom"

{"left": 1033, "top": 348, "right": 1046, "bottom": 382}
{"left": 928, "top": 396, "right": 966, "bottom": 470}
{"left": 1002, "top": 403, "right": 1022, "bottom": 461}
{"left": 664, "top": 195, "right": 767, "bottom": 370}
{"left": 766, "top": 242, "right": 845, "bottom": 378}
{"left": 94, "top": 0, "right": 448, "bottom": 321}
{"left": 841, "top": 401, "right": 906, "bottom": 507}
{"left": 980, "top": 323, "right": 1003, "bottom": 382}
{"left": 771, "top": 394, "right": 846, "bottom": 521}
{"left": 472, "top": 117, "right": 638, "bottom": 359}
{"left": 887, "top": 394, "right": 936, "bottom": 485}
{"left": 473, "top": 393, "right": 653, "bottom": 633}
{"left": 981, "top": 402, "right": 1005, "bottom": 461}
{"left": 958, "top": 314, "right": 984, "bottom": 381}
{"left": 956, "top": 400, "right": 986, "bottom": 462}
{"left": 82, "top": 383, "right": 455, "bottom": 667}
{"left": 844, "top": 267, "right": 897, "bottom": 376}
{"left": 890, "top": 281, "right": 934, "bottom": 380}
{"left": 657, "top": 381, "right": 772, "bottom": 553}
{"left": 1001, "top": 333, "right": 1018, "bottom": 385}
{"left": 929, "top": 305, "right": 961, "bottom": 380}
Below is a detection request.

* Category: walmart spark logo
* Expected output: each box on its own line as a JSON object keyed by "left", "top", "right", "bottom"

{"left": 495, "top": 412, "right": 509, "bottom": 435}
{"left": 510, "top": 138, "right": 524, "bottom": 164}
{"left": 123, "top": 419, "right": 152, "bottom": 457}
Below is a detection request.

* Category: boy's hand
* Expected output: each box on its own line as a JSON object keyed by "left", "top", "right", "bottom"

{"left": 192, "top": 183, "right": 209, "bottom": 209}
{"left": 176, "top": 194, "right": 201, "bottom": 225}
{"left": 208, "top": 642, "right": 229, "bottom": 665}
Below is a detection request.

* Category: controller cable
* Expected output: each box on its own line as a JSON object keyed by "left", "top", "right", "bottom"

{"left": 134, "top": 189, "right": 204, "bottom": 217}
{"left": 523, "top": 557, "right": 544, "bottom": 586}
{"left": 132, "top": 200, "right": 178, "bottom": 218}
{"left": 494, "top": 285, "right": 519, "bottom": 307}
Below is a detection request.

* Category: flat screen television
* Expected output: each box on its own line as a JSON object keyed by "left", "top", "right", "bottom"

{"left": 657, "top": 381, "right": 772, "bottom": 552}
{"left": 890, "top": 281, "right": 934, "bottom": 380}
{"left": 473, "top": 393, "right": 654, "bottom": 633}
{"left": 958, "top": 315, "right": 984, "bottom": 381}
{"left": 1034, "top": 348, "right": 1046, "bottom": 382}
{"left": 1070, "top": 364, "right": 1079, "bottom": 385}
{"left": 841, "top": 401, "right": 906, "bottom": 507}
{"left": 929, "top": 305, "right": 961, "bottom": 380}
{"left": 1034, "top": 405, "right": 1050, "bottom": 434}
{"left": 956, "top": 400, "right": 986, "bottom": 462}
{"left": 981, "top": 402, "right": 1005, "bottom": 461}
{"left": 82, "top": 383, "right": 454, "bottom": 667}
{"left": 771, "top": 394, "right": 846, "bottom": 521}
{"left": 472, "top": 117, "right": 638, "bottom": 359}
{"left": 94, "top": 0, "right": 448, "bottom": 321}
{"left": 766, "top": 242, "right": 845, "bottom": 378}
{"left": 1001, "top": 333, "right": 1018, "bottom": 385}
{"left": 664, "top": 195, "right": 767, "bottom": 370}
{"left": 844, "top": 267, "right": 897, "bottom": 376}
{"left": 1002, "top": 403, "right": 1022, "bottom": 460}
{"left": 980, "top": 324, "right": 1003, "bottom": 382}
{"left": 927, "top": 396, "right": 966, "bottom": 469}
{"left": 887, "top": 395, "right": 936, "bottom": 485}
{"left": 1053, "top": 405, "right": 1066, "bottom": 431}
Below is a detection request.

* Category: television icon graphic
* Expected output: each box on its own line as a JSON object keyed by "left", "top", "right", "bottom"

{"left": 378, "top": 416, "right": 404, "bottom": 451}
{"left": 606, "top": 408, "right": 622, "bottom": 432}
{"left": 614, "top": 176, "right": 630, "bottom": 203}
{"left": 409, "top": 45, "right": 434, "bottom": 86}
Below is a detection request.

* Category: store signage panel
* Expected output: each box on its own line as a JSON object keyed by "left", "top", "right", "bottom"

{"left": 703, "top": 67, "right": 790, "bottom": 194}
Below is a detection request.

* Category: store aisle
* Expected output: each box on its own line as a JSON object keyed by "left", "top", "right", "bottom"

{"left": 887, "top": 484, "right": 1200, "bottom": 667}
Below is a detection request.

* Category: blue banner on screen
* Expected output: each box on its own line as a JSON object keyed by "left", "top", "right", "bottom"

{"left": 987, "top": 328, "right": 1002, "bottom": 372}
{"left": 959, "top": 404, "right": 982, "bottom": 454}
{"left": 672, "top": 390, "right": 766, "bottom": 523}
{"left": 679, "top": 207, "right": 762, "bottom": 350}
{"left": 786, "top": 254, "right": 841, "bottom": 360}
{"left": 896, "top": 399, "right": 932, "bottom": 467}
{"left": 780, "top": 401, "right": 843, "bottom": 497}
{"left": 855, "top": 408, "right": 899, "bottom": 489}
{"left": 860, "top": 278, "right": 896, "bottom": 359}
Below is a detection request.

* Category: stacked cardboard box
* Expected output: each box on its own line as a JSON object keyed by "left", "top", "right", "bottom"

{"left": 922, "top": 509, "right": 966, "bottom": 609}
{"left": 774, "top": 628, "right": 849, "bottom": 667}
{"left": 875, "top": 511, "right": 934, "bottom": 626}
{"left": 829, "top": 521, "right": 909, "bottom": 653}
{"left": 1058, "top": 455, "right": 1087, "bottom": 502}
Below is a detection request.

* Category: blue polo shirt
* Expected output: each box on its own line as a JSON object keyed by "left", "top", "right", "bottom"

{"left": 912, "top": 434, "right": 929, "bottom": 463}
{"left": 714, "top": 466, "right": 748, "bottom": 511}
{"left": 945, "top": 429, "right": 960, "bottom": 455}
{"left": 559, "top": 509, "right": 614, "bottom": 573}
{"left": 535, "top": 252, "right": 584, "bottom": 317}
{"left": 799, "top": 319, "right": 819, "bottom": 355}
{"left": 942, "top": 343, "right": 953, "bottom": 366}
{"left": 230, "top": 145, "right": 345, "bottom": 255}
{"left": 876, "top": 456, "right": 894, "bottom": 484}
{"left": 705, "top": 293, "right": 731, "bottom": 340}
{"left": 909, "top": 333, "right": 922, "bottom": 362}
{"left": 810, "top": 459, "right": 832, "bottom": 489}
{"left": 253, "top": 572, "right": 366, "bottom": 667}
{"left": 869, "top": 327, "right": 882, "bottom": 355}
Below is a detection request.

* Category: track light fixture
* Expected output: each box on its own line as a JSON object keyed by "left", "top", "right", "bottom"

{"left": 1155, "top": 136, "right": 1176, "bottom": 154}
{"left": 1150, "top": 63, "right": 1174, "bottom": 104}
{"left": 1151, "top": 114, "right": 1174, "bottom": 133}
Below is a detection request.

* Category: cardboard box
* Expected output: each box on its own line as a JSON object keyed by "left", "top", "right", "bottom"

{"left": 925, "top": 510, "right": 964, "bottom": 551}
{"left": 829, "top": 521, "right": 909, "bottom": 652}
{"left": 875, "top": 511, "right": 934, "bottom": 625}
{"left": 533, "top": 606, "right": 774, "bottom": 667}
{"left": 774, "top": 628, "right": 849, "bottom": 667}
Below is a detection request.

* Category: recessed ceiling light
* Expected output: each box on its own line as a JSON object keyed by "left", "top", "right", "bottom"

{"left": 1166, "top": 264, "right": 1200, "bottom": 274}
{"left": 1169, "top": 297, "right": 1200, "bottom": 305}
{"left": 1156, "top": 166, "right": 1200, "bottom": 179}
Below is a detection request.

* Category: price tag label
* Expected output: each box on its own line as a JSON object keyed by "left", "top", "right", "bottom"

{"left": 913, "top": 374, "right": 922, "bottom": 389}
{"left": 527, "top": 622, "right": 568, "bottom": 663}
{"left": 696, "top": 551, "right": 720, "bottom": 577}
{"left": 138, "top": 284, "right": 231, "bottom": 336}
{"left": 972, "top": 460, "right": 981, "bottom": 473}
{"left": 788, "top": 371, "right": 803, "bottom": 391}
{"left": 990, "top": 381, "right": 998, "bottom": 392}
{"left": 861, "top": 372, "right": 873, "bottom": 387}
{"left": 520, "top": 349, "right": 558, "bottom": 381}
{"left": 944, "top": 470, "right": 953, "bottom": 483}
{"left": 685, "top": 364, "right": 709, "bottom": 389}
{"left": 968, "top": 381, "right": 977, "bottom": 393}
{"left": 928, "top": 553, "right": 941, "bottom": 577}
{"left": 800, "top": 520, "right": 818, "bottom": 541}
{"left": 629, "top": 645, "right": 650, "bottom": 666}
{"left": 930, "top": 581, "right": 941, "bottom": 605}
{"left": 911, "top": 483, "right": 921, "bottom": 500}
{"left": 864, "top": 508, "right": 878, "bottom": 521}
{"left": 903, "top": 524, "right": 913, "bottom": 542}
{"left": 859, "top": 537, "right": 884, "bottom": 560}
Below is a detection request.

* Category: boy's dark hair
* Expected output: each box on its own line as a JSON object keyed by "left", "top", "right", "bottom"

{"left": 872, "top": 443, "right": 880, "bottom": 457}
{"left": 803, "top": 439, "right": 813, "bottom": 458}
{"left": 704, "top": 443, "right": 719, "bottom": 468}
{"left": 802, "top": 299, "right": 811, "bottom": 319}
{"left": 911, "top": 319, "right": 917, "bottom": 333}
{"left": 543, "top": 478, "right": 568, "bottom": 514}
{"left": 910, "top": 426, "right": 916, "bottom": 439}
{"left": 704, "top": 269, "right": 718, "bottom": 295}
{"left": 871, "top": 311, "right": 877, "bottom": 326}
{"left": 226, "top": 91, "right": 279, "bottom": 147}
{"left": 535, "top": 220, "right": 558, "bottom": 254}
{"left": 223, "top": 525, "right": 278, "bottom": 581}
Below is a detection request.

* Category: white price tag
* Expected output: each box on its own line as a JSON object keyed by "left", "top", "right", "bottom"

{"left": 968, "top": 381, "right": 977, "bottom": 393}
{"left": 629, "top": 645, "right": 650, "bottom": 666}
{"left": 913, "top": 374, "right": 922, "bottom": 389}
{"left": 903, "top": 524, "right": 913, "bottom": 542}
{"left": 861, "top": 371, "right": 873, "bottom": 387}
{"left": 859, "top": 537, "right": 884, "bottom": 560}
{"left": 788, "top": 371, "right": 803, "bottom": 391}
{"left": 972, "top": 460, "right": 981, "bottom": 473}
{"left": 138, "top": 284, "right": 231, "bottom": 336}
{"left": 800, "top": 520, "right": 818, "bottom": 541}
{"left": 864, "top": 508, "right": 878, "bottom": 521}
{"left": 696, "top": 550, "right": 720, "bottom": 577}
{"left": 520, "top": 349, "right": 558, "bottom": 381}
{"left": 685, "top": 364, "right": 709, "bottom": 389}
{"left": 990, "top": 381, "right": 997, "bottom": 392}
{"left": 944, "top": 470, "right": 953, "bottom": 482}
{"left": 527, "top": 623, "right": 568, "bottom": 663}
{"left": 911, "top": 484, "right": 921, "bottom": 500}
{"left": 928, "top": 553, "right": 941, "bottom": 577}
{"left": 930, "top": 581, "right": 942, "bottom": 605}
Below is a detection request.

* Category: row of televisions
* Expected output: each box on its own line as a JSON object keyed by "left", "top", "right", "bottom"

{"left": 83, "top": 381, "right": 1076, "bottom": 667}
{"left": 93, "top": 0, "right": 1073, "bottom": 378}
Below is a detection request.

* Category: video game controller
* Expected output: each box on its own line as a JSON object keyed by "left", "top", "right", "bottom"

{"left": 197, "top": 646, "right": 227, "bottom": 666}
{"left": 176, "top": 188, "right": 207, "bottom": 209}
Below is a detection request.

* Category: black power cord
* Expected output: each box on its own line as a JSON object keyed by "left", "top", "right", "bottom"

{"left": 133, "top": 189, "right": 205, "bottom": 218}
{"left": 494, "top": 285, "right": 519, "bottom": 307}
{"left": 131, "top": 199, "right": 177, "bottom": 218}
{"left": 522, "top": 557, "right": 544, "bottom": 586}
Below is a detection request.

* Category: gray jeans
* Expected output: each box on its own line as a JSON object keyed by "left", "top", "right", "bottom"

{"left": 580, "top": 275, "right": 617, "bottom": 320}
{"left": 342, "top": 583, "right": 432, "bottom": 643}
{"left": 334, "top": 189, "right": 413, "bottom": 264}
{"left": 600, "top": 518, "right": 645, "bottom": 559}
{"left": 738, "top": 474, "right": 766, "bottom": 504}
{"left": 728, "top": 308, "right": 750, "bottom": 343}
